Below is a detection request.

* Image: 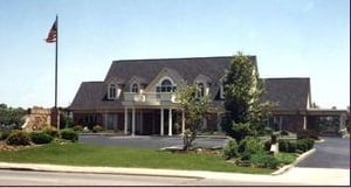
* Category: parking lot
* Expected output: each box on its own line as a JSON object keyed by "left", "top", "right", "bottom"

{"left": 79, "top": 135, "right": 228, "bottom": 149}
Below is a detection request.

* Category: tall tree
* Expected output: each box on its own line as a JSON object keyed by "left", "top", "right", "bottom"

{"left": 176, "top": 85, "right": 211, "bottom": 151}
{"left": 221, "top": 52, "right": 273, "bottom": 141}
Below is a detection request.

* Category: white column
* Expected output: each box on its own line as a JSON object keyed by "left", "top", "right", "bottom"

{"left": 160, "top": 108, "right": 164, "bottom": 136}
{"left": 168, "top": 108, "right": 173, "bottom": 136}
{"left": 303, "top": 115, "right": 307, "bottom": 130}
{"left": 181, "top": 110, "right": 185, "bottom": 134}
{"left": 132, "top": 108, "right": 136, "bottom": 136}
{"left": 124, "top": 108, "right": 128, "bottom": 134}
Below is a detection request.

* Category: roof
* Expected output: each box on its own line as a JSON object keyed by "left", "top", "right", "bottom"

{"left": 104, "top": 56, "right": 257, "bottom": 84}
{"left": 262, "top": 78, "right": 311, "bottom": 111}
{"left": 70, "top": 82, "right": 123, "bottom": 111}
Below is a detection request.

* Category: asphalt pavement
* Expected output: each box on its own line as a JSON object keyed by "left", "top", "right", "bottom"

{"left": 297, "top": 137, "right": 350, "bottom": 169}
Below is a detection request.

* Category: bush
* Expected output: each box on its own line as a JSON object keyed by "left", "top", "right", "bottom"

{"left": 61, "top": 129, "right": 78, "bottom": 142}
{"left": 296, "top": 139, "right": 314, "bottom": 153}
{"left": 264, "top": 140, "right": 271, "bottom": 151}
{"left": 223, "top": 139, "right": 239, "bottom": 160}
{"left": 0, "top": 131, "right": 11, "bottom": 141}
{"left": 250, "top": 153, "right": 279, "bottom": 169}
{"left": 238, "top": 137, "right": 264, "bottom": 159}
{"left": 30, "top": 132, "right": 53, "bottom": 144}
{"left": 92, "top": 125, "right": 104, "bottom": 133}
{"left": 297, "top": 130, "right": 319, "bottom": 140}
{"left": 72, "top": 125, "right": 83, "bottom": 132}
{"left": 43, "top": 127, "right": 61, "bottom": 138}
{"left": 278, "top": 139, "right": 297, "bottom": 153}
{"left": 280, "top": 130, "right": 289, "bottom": 136}
{"left": 6, "top": 131, "right": 31, "bottom": 146}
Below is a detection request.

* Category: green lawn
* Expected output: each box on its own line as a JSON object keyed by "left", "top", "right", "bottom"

{"left": 0, "top": 143, "right": 274, "bottom": 174}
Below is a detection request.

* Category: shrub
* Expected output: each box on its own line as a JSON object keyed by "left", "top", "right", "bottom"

{"left": 43, "top": 127, "right": 61, "bottom": 138}
{"left": 6, "top": 131, "right": 31, "bottom": 146}
{"left": 263, "top": 127, "right": 273, "bottom": 136}
{"left": 250, "top": 153, "right": 279, "bottom": 169}
{"left": 264, "top": 140, "right": 271, "bottom": 151}
{"left": 275, "top": 152, "right": 296, "bottom": 165}
{"left": 297, "top": 130, "right": 319, "bottom": 140}
{"left": 223, "top": 139, "right": 239, "bottom": 160}
{"left": 30, "top": 132, "right": 53, "bottom": 144}
{"left": 287, "top": 141, "right": 296, "bottom": 153}
{"left": 280, "top": 130, "right": 289, "bottom": 136}
{"left": 92, "top": 125, "right": 104, "bottom": 133}
{"left": 0, "top": 131, "right": 11, "bottom": 141}
{"left": 278, "top": 140, "right": 296, "bottom": 153}
{"left": 72, "top": 125, "right": 83, "bottom": 132}
{"left": 61, "top": 129, "right": 78, "bottom": 142}
{"left": 296, "top": 139, "right": 314, "bottom": 153}
{"left": 238, "top": 137, "right": 264, "bottom": 159}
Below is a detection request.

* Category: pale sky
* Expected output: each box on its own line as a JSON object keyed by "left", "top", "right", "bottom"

{"left": 0, "top": 0, "right": 349, "bottom": 109}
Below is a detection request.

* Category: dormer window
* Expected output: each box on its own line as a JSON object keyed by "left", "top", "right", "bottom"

{"left": 197, "top": 82, "right": 205, "bottom": 97}
{"left": 156, "top": 78, "right": 176, "bottom": 92}
{"left": 108, "top": 84, "right": 117, "bottom": 99}
{"left": 131, "top": 83, "right": 139, "bottom": 93}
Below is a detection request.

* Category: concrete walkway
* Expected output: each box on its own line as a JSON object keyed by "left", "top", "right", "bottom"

{"left": 0, "top": 162, "right": 348, "bottom": 185}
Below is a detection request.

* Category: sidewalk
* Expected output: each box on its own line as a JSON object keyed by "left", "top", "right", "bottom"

{"left": 0, "top": 162, "right": 348, "bottom": 185}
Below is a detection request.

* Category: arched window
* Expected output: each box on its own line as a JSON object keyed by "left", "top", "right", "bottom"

{"left": 156, "top": 78, "right": 176, "bottom": 92}
{"left": 197, "top": 83, "right": 205, "bottom": 97}
{"left": 109, "top": 84, "right": 116, "bottom": 99}
{"left": 131, "top": 83, "right": 139, "bottom": 93}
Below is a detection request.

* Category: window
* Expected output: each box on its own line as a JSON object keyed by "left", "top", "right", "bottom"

{"left": 131, "top": 83, "right": 139, "bottom": 93}
{"left": 220, "top": 83, "right": 225, "bottom": 99}
{"left": 108, "top": 84, "right": 116, "bottom": 99}
{"left": 197, "top": 82, "right": 205, "bottom": 97}
{"left": 156, "top": 78, "right": 176, "bottom": 92}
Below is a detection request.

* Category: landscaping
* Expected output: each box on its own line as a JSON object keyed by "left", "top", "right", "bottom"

{"left": 0, "top": 142, "right": 274, "bottom": 174}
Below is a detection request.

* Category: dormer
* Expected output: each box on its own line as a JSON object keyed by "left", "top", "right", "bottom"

{"left": 194, "top": 74, "right": 211, "bottom": 97}
{"left": 127, "top": 76, "right": 146, "bottom": 94}
{"left": 144, "top": 68, "right": 184, "bottom": 92}
{"left": 106, "top": 77, "right": 123, "bottom": 100}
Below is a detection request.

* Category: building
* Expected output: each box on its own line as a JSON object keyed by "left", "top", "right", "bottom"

{"left": 69, "top": 56, "right": 347, "bottom": 135}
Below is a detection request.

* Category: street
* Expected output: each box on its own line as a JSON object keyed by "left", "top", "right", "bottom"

{"left": 0, "top": 169, "right": 299, "bottom": 186}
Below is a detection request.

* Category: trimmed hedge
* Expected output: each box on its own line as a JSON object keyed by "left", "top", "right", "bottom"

{"left": 6, "top": 131, "right": 31, "bottom": 146}
{"left": 92, "top": 125, "right": 104, "bottom": 133}
{"left": 72, "top": 125, "right": 83, "bottom": 132}
{"left": 297, "top": 130, "right": 319, "bottom": 140}
{"left": 278, "top": 139, "right": 314, "bottom": 153}
{"left": 250, "top": 153, "right": 279, "bottom": 169}
{"left": 30, "top": 132, "right": 53, "bottom": 144}
{"left": 61, "top": 129, "right": 78, "bottom": 142}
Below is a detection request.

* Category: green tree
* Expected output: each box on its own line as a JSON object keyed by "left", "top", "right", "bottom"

{"left": 221, "top": 52, "right": 274, "bottom": 141}
{"left": 0, "top": 103, "right": 26, "bottom": 127}
{"left": 176, "top": 85, "right": 211, "bottom": 151}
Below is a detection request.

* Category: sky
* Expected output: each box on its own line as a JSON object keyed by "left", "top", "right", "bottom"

{"left": 0, "top": 0, "right": 349, "bottom": 109}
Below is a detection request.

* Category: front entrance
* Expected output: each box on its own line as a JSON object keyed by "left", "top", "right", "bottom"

{"left": 107, "top": 114, "right": 117, "bottom": 130}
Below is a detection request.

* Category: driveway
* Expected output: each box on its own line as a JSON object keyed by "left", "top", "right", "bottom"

{"left": 297, "top": 137, "right": 350, "bottom": 169}
{"left": 79, "top": 135, "right": 228, "bottom": 149}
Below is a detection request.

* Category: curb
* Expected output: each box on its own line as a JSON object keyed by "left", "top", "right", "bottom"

{"left": 271, "top": 148, "right": 316, "bottom": 175}
{"left": 0, "top": 162, "right": 202, "bottom": 180}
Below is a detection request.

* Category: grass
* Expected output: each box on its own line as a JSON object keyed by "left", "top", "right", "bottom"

{"left": 0, "top": 143, "right": 274, "bottom": 174}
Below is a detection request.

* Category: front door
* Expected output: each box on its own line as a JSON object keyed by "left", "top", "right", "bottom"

{"left": 107, "top": 114, "right": 117, "bottom": 130}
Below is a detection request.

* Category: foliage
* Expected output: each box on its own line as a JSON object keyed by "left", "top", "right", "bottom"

{"left": 176, "top": 85, "right": 211, "bottom": 151}
{"left": 280, "top": 130, "right": 289, "bottom": 136}
{"left": 43, "top": 127, "right": 61, "bottom": 138}
{"left": 223, "top": 138, "right": 239, "bottom": 160}
{"left": 296, "top": 139, "right": 314, "bottom": 153}
{"left": 61, "top": 129, "right": 78, "bottom": 142}
{"left": 275, "top": 152, "right": 297, "bottom": 165}
{"left": 30, "top": 132, "right": 53, "bottom": 144}
{"left": 0, "top": 131, "right": 11, "bottom": 141}
{"left": 220, "top": 52, "right": 275, "bottom": 141}
{"left": 237, "top": 136, "right": 264, "bottom": 160}
{"left": 72, "top": 125, "right": 84, "bottom": 132}
{"left": 6, "top": 131, "right": 31, "bottom": 146}
{"left": 249, "top": 153, "right": 279, "bottom": 169}
{"left": 59, "top": 109, "right": 74, "bottom": 129}
{"left": 297, "top": 130, "right": 319, "bottom": 140}
{"left": 92, "top": 125, "right": 104, "bottom": 133}
{"left": 0, "top": 103, "right": 26, "bottom": 127}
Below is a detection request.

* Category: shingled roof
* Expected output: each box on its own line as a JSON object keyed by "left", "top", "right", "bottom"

{"left": 262, "top": 78, "right": 311, "bottom": 111}
{"left": 70, "top": 56, "right": 311, "bottom": 112}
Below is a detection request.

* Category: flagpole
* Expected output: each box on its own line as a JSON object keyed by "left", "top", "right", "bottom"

{"left": 55, "top": 14, "right": 60, "bottom": 129}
